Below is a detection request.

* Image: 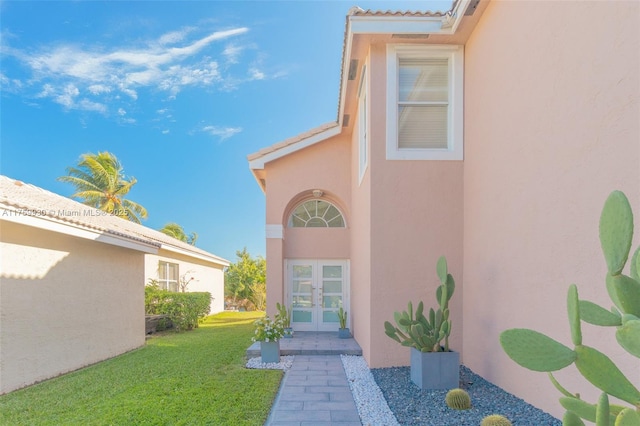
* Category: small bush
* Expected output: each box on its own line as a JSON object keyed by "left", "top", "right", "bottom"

{"left": 145, "top": 286, "right": 211, "bottom": 331}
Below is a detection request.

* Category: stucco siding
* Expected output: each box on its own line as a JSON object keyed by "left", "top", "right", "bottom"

{"left": 0, "top": 221, "right": 145, "bottom": 394}
{"left": 367, "top": 43, "right": 465, "bottom": 368}
{"left": 463, "top": 0, "right": 640, "bottom": 418}
{"left": 350, "top": 51, "right": 373, "bottom": 362}
{"left": 263, "top": 134, "right": 352, "bottom": 316}
{"left": 144, "top": 251, "right": 225, "bottom": 314}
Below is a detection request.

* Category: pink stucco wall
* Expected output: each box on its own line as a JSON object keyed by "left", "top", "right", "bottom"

{"left": 365, "top": 43, "right": 465, "bottom": 368}
{"left": 463, "top": 0, "right": 640, "bottom": 418}
{"left": 263, "top": 134, "right": 352, "bottom": 317}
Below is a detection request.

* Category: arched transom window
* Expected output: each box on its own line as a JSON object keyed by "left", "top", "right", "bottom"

{"left": 288, "top": 199, "right": 345, "bottom": 228}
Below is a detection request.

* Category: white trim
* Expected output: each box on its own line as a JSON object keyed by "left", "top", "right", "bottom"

{"left": 386, "top": 44, "right": 464, "bottom": 161}
{"left": 248, "top": 125, "right": 341, "bottom": 171}
{"left": 266, "top": 224, "right": 284, "bottom": 239}
{"left": 358, "top": 65, "right": 368, "bottom": 185}
{"left": 349, "top": 15, "right": 449, "bottom": 35}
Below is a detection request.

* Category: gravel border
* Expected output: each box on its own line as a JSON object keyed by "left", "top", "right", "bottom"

{"left": 370, "top": 364, "right": 562, "bottom": 426}
{"left": 341, "top": 355, "right": 400, "bottom": 426}
{"left": 245, "top": 355, "right": 294, "bottom": 371}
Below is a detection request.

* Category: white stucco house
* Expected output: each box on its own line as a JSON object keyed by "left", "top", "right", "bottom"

{"left": 0, "top": 175, "right": 229, "bottom": 394}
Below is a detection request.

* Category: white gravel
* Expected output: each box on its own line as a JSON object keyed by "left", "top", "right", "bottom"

{"left": 245, "top": 355, "right": 295, "bottom": 371}
{"left": 341, "top": 354, "right": 400, "bottom": 426}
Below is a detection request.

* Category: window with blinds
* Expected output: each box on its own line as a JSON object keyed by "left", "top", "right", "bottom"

{"left": 386, "top": 45, "right": 464, "bottom": 161}
{"left": 398, "top": 58, "right": 448, "bottom": 149}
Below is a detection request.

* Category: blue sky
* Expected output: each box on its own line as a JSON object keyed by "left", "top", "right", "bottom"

{"left": 0, "top": 0, "right": 451, "bottom": 262}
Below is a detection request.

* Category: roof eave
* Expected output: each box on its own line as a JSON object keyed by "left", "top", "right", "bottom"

{"left": 158, "top": 244, "right": 230, "bottom": 267}
{"left": 337, "top": 1, "right": 471, "bottom": 124}
{"left": 248, "top": 124, "right": 342, "bottom": 171}
{"left": 0, "top": 205, "right": 160, "bottom": 254}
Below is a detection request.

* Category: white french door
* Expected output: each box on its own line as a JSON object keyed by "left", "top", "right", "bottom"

{"left": 287, "top": 259, "right": 349, "bottom": 332}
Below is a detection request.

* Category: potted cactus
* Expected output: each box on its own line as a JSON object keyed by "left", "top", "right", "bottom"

{"left": 500, "top": 190, "right": 640, "bottom": 425}
{"left": 384, "top": 255, "right": 459, "bottom": 390}
{"left": 338, "top": 306, "right": 350, "bottom": 338}
{"left": 276, "top": 302, "right": 293, "bottom": 338}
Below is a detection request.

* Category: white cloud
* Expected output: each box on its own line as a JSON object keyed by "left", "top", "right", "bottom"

{"left": 4, "top": 25, "right": 253, "bottom": 115}
{"left": 162, "top": 129, "right": 170, "bottom": 134}
{"left": 117, "top": 108, "right": 126, "bottom": 116}
{"left": 249, "top": 67, "right": 265, "bottom": 80}
{"left": 202, "top": 125, "right": 242, "bottom": 141}
{"left": 88, "top": 84, "right": 111, "bottom": 95}
{"left": 223, "top": 44, "right": 243, "bottom": 64}
{"left": 158, "top": 29, "right": 192, "bottom": 45}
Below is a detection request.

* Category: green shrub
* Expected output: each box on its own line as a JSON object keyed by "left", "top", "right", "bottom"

{"left": 145, "top": 286, "right": 211, "bottom": 331}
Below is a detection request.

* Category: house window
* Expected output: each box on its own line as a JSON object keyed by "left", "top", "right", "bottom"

{"left": 386, "top": 44, "right": 464, "bottom": 160}
{"left": 288, "top": 199, "right": 345, "bottom": 228}
{"left": 158, "top": 261, "right": 179, "bottom": 292}
{"left": 358, "top": 65, "right": 368, "bottom": 184}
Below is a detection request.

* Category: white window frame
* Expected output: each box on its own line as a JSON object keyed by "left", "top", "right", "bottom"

{"left": 358, "top": 65, "right": 368, "bottom": 184}
{"left": 158, "top": 261, "right": 179, "bottom": 292}
{"left": 386, "top": 44, "right": 464, "bottom": 161}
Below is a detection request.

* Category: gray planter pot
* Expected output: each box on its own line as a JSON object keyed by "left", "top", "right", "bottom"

{"left": 283, "top": 327, "right": 294, "bottom": 338}
{"left": 338, "top": 328, "right": 351, "bottom": 339}
{"left": 260, "top": 341, "right": 280, "bottom": 363}
{"left": 410, "top": 348, "right": 459, "bottom": 390}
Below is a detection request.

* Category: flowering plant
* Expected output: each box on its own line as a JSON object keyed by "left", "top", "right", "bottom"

{"left": 252, "top": 315, "right": 285, "bottom": 342}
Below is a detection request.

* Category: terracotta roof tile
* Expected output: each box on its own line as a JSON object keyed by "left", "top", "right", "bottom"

{"left": 247, "top": 122, "right": 339, "bottom": 161}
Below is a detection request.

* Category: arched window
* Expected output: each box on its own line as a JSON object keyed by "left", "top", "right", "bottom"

{"left": 288, "top": 199, "right": 345, "bottom": 228}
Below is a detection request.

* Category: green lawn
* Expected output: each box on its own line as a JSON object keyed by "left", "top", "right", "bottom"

{"left": 0, "top": 311, "right": 281, "bottom": 426}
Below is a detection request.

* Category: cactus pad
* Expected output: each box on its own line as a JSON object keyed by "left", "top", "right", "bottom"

{"left": 599, "top": 190, "right": 634, "bottom": 276}
{"left": 574, "top": 345, "right": 640, "bottom": 406}
{"left": 500, "top": 329, "right": 576, "bottom": 371}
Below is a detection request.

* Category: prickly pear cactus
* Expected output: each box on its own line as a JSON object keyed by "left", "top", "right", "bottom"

{"left": 480, "top": 414, "right": 512, "bottom": 426}
{"left": 384, "top": 256, "right": 456, "bottom": 352}
{"left": 445, "top": 388, "right": 471, "bottom": 410}
{"left": 500, "top": 190, "right": 640, "bottom": 425}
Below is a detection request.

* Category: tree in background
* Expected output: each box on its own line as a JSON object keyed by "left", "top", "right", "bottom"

{"left": 224, "top": 248, "right": 266, "bottom": 311}
{"left": 58, "top": 151, "right": 148, "bottom": 224}
{"left": 159, "top": 223, "right": 198, "bottom": 246}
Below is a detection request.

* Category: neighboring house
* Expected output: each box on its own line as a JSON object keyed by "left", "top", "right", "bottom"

{"left": 248, "top": 0, "right": 639, "bottom": 418}
{"left": 0, "top": 175, "right": 229, "bottom": 394}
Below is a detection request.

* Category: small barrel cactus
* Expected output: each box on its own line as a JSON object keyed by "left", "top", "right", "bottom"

{"left": 445, "top": 388, "right": 471, "bottom": 410}
{"left": 480, "top": 414, "right": 512, "bottom": 426}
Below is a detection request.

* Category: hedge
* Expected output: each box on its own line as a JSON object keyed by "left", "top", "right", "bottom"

{"left": 145, "top": 287, "right": 211, "bottom": 331}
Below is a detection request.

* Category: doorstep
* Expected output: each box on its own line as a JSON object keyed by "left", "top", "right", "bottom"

{"left": 246, "top": 331, "right": 362, "bottom": 357}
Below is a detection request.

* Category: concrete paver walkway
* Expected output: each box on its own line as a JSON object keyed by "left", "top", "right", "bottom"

{"left": 265, "top": 355, "right": 362, "bottom": 426}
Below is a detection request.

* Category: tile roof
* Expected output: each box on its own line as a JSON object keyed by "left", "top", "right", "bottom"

{"left": 348, "top": 7, "right": 451, "bottom": 18}
{"left": 247, "top": 122, "right": 339, "bottom": 161}
{"left": 0, "top": 175, "right": 229, "bottom": 265}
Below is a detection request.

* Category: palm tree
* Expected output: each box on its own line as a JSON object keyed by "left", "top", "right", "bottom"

{"left": 159, "top": 223, "right": 198, "bottom": 246}
{"left": 58, "top": 151, "right": 148, "bottom": 224}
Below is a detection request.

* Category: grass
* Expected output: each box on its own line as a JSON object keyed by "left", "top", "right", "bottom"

{"left": 0, "top": 311, "right": 281, "bottom": 426}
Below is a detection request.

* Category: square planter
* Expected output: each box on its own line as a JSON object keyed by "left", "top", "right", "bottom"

{"left": 410, "top": 348, "right": 460, "bottom": 390}
{"left": 338, "top": 328, "right": 351, "bottom": 339}
{"left": 260, "top": 341, "right": 280, "bottom": 363}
